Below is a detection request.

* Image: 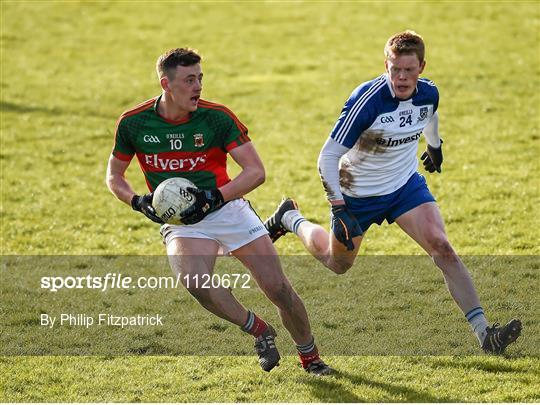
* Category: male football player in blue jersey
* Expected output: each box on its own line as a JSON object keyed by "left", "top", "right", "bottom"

{"left": 265, "top": 31, "right": 522, "bottom": 354}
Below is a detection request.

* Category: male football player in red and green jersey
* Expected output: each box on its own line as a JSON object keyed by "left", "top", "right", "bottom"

{"left": 106, "top": 48, "right": 332, "bottom": 375}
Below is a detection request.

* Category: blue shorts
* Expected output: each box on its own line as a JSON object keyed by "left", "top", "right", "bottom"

{"left": 343, "top": 172, "right": 436, "bottom": 235}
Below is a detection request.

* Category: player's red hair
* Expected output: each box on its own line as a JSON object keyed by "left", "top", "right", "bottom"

{"left": 384, "top": 30, "right": 425, "bottom": 63}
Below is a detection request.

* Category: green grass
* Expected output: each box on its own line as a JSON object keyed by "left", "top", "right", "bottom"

{"left": 1, "top": 1, "right": 539, "bottom": 402}
{"left": 1, "top": 356, "right": 539, "bottom": 402}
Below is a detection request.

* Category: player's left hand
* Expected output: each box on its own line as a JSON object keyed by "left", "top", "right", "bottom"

{"left": 179, "top": 188, "right": 225, "bottom": 225}
{"left": 421, "top": 139, "right": 443, "bottom": 173}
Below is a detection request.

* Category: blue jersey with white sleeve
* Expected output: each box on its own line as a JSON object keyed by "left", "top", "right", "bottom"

{"left": 329, "top": 74, "right": 439, "bottom": 197}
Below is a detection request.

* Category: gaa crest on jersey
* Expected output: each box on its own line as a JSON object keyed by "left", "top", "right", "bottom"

{"left": 193, "top": 133, "right": 205, "bottom": 147}
{"left": 143, "top": 135, "right": 160, "bottom": 143}
{"left": 417, "top": 107, "right": 428, "bottom": 122}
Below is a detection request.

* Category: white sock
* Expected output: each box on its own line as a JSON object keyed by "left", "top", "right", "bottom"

{"left": 281, "top": 210, "right": 306, "bottom": 234}
{"left": 466, "top": 307, "right": 489, "bottom": 345}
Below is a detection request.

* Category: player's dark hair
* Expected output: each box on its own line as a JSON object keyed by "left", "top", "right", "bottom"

{"left": 156, "top": 48, "right": 201, "bottom": 79}
{"left": 384, "top": 30, "right": 425, "bottom": 62}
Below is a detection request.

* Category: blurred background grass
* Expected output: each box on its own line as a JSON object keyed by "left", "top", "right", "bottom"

{"left": 1, "top": 1, "right": 538, "bottom": 255}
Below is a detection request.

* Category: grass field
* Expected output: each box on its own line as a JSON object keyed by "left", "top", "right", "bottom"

{"left": 1, "top": 1, "right": 539, "bottom": 402}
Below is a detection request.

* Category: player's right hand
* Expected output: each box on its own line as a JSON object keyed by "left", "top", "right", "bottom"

{"left": 131, "top": 193, "right": 164, "bottom": 224}
{"left": 331, "top": 205, "right": 362, "bottom": 251}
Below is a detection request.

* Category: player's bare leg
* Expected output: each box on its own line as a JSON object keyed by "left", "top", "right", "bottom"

{"left": 167, "top": 236, "right": 281, "bottom": 371}
{"left": 296, "top": 221, "right": 364, "bottom": 274}
{"left": 233, "top": 234, "right": 333, "bottom": 375}
{"left": 167, "top": 237, "right": 249, "bottom": 325}
{"left": 233, "top": 235, "right": 312, "bottom": 343}
{"left": 395, "top": 202, "right": 521, "bottom": 352}
{"left": 395, "top": 202, "right": 481, "bottom": 311}
{"left": 265, "top": 198, "right": 363, "bottom": 274}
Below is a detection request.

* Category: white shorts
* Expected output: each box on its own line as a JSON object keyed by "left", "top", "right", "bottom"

{"left": 160, "top": 199, "right": 268, "bottom": 254}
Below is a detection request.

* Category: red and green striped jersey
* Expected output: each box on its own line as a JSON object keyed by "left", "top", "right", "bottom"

{"left": 113, "top": 96, "right": 250, "bottom": 191}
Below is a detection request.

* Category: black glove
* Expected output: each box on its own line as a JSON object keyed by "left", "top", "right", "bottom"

{"left": 331, "top": 205, "right": 362, "bottom": 251}
{"left": 179, "top": 188, "right": 225, "bottom": 225}
{"left": 131, "top": 193, "right": 164, "bottom": 224}
{"left": 421, "top": 139, "right": 443, "bottom": 173}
